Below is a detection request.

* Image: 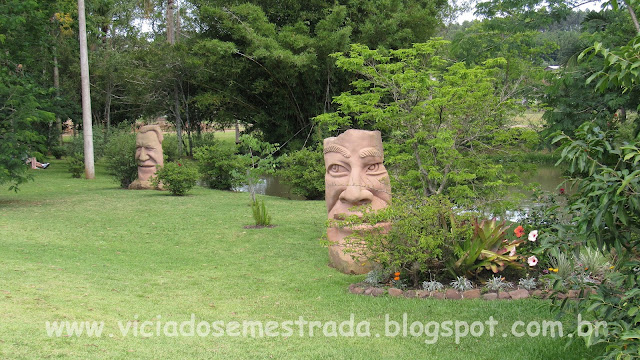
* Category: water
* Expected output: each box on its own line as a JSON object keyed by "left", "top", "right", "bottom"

{"left": 233, "top": 174, "right": 305, "bottom": 200}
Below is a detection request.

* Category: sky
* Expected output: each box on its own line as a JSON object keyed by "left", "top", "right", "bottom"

{"left": 454, "top": 0, "right": 607, "bottom": 24}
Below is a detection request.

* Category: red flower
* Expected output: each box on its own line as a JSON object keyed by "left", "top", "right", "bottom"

{"left": 559, "top": 188, "right": 565, "bottom": 195}
{"left": 178, "top": 163, "right": 182, "bottom": 167}
{"left": 514, "top": 225, "right": 525, "bottom": 238}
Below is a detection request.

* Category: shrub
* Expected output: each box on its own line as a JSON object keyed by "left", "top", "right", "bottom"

{"left": 67, "top": 153, "right": 84, "bottom": 178}
{"left": 193, "top": 142, "right": 244, "bottom": 190}
{"left": 251, "top": 199, "right": 272, "bottom": 226}
{"left": 162, "top": 134, "right": 180, "bottom": 162}
{"left": 276, "top": 146, "right": 325, "bottom": 200}
{"left": 103, "top": 132, "right": 137, "bottom": 188}
{"left": 342, "top": 193, "right": 470, "bottom": 287}
{"left": 152, "top": 161, "right": 199, "bottom": 196}
{"left": 49, "top": 145, "right": 66, "bottom": 159}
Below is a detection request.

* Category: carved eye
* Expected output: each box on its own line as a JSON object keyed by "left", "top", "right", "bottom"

{"left": 328, "top": 164, "right": 348, "bottom": 176}
{"left": 367, "top": 163, "right": 381, "bottom": 172}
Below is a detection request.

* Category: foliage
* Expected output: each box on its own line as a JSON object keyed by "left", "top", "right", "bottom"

{"left": 550, "top": 123, "right": 640, "bottom": 251}
{"left": 193, "top": 141, "right": 245, "bottom": 190}
{"left": 450, "top": 276, "right": 473, "bottom": 292}
{"left": 237, "top": 134, "right": 279, "bottom": 202}
{"left": 447, "top": 218, "right": 525, "bottom": 277}
{"left": 422, "top": 280, "right": 444, "bottom": 292}
{"left": 251, "top": 198, "right": 272, "bottom": 226}
{"left": 276, "top": 145, "right": 325, "bottom": 200}
{"left": 484, "top": 275, "right": 513, "bottom": 291}
{"left": 343, "top": 193, "right": 469, "bottom": 287}
{"left": 0, "top": 66, "right": 51, "bottom": 191}
{"left": 190, "top": 1, "right": 448, "bottom": 145}
{"left": 544, "top": 120, "right": 640, "bottom": 358}
{"left": 518, "top": 277, "right": 537, "bottom": 290}
{"left": 67, "top": 153, "right": 84, "bottom": 179}
{"left": 152, "top": 161, "right": 199, "bottom": 196}
{"left": 364, "top": 267, "right": 392, "bottom": 286}
{"left": 103, "top": 131, "right": 137, "bottom": 188}
{"left": 315, "top": 39, "right": 526, "bottom": 211}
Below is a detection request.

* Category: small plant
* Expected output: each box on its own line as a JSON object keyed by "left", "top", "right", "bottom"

{"left": 450, "top": 276, "right": 473, "bottom": 292}
{"left": 547, "top": 252, "right": 574, "bottom": 281}
{"left": 251, "top": 199, "right": 272, "bottom": 226}
{"left": 484, "top": 275, "right": 513, "bottom": 292}
{"left": 518, "top": 277, "right": 537, "bottom": 290}
{"left": 364, "top": 267, "right": 391, "bottom": 286}
{"left": 67, "top": 153, "right": 84, "bottom": 178}
{"left": 576, "top": 247, "right": 611, "bottom": 277}
{"left": 152, "top": 161, "right": 199, "bottom": 196}
{"left": 391, "top": 278, "right": 407, "bottom": 289}
{"left": 422, "top": 280, "right": 444, "bottom": 292}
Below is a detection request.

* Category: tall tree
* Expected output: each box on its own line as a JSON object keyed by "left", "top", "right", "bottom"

{"left": 78, "top": 0, "right": 95, "bottom": 178}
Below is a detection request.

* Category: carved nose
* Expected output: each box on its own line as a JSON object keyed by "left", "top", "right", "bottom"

{"left": 339, "top": 183, "right": 374, "bottom": 206}
{"left": 138, "top": 148, "right": 149, "bottom": 161}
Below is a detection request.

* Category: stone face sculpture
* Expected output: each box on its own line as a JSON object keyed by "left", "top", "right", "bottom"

{"left": 129, "top": 125, "right": 164, "bottom": 190}
{"left": 324, "top": 129, "right": 392, "bottom": 274}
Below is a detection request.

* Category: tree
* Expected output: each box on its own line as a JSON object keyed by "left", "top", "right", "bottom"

{"left": 315, "top": 40, "right": 534, "bottom": 212}
{"left": 77, "top": 0, "right": 95, "bottom": 179}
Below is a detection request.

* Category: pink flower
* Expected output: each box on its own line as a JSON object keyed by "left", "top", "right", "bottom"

{"left": 509, "top": 246, "right": 516, "bottom": 257}
{"left": 528, "top": 230, "right": 538, "bottom": 242}
{"left": 527, "top": 255, "right": 538, "bottom": 267}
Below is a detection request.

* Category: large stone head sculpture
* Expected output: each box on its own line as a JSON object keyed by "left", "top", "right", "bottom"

{"left": 324, "top": 129, "right": 392, "bottom": 274}
{"left": 129, "top": 125, "right": 164, "bottom": 190}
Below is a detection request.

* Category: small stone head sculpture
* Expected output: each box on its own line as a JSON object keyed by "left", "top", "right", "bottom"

{"left": 129, "top": 125, "right": 164, "bottom": 189}
{"left": 324, "top": 129, "right": 392, "bottom": 274}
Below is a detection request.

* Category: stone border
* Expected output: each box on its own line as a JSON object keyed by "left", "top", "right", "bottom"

{"left": 348, "top": 284, "right": 595, "bottom": 300}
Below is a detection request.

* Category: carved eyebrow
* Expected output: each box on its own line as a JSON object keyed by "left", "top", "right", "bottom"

{"left": 323, "top": 144, "right": 351, "bottom": 158}
{"left": 359, "top": 147, "right": 383, "bottom": 158}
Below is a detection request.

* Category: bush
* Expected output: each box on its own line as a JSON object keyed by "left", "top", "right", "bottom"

{"left": 103, "top": 132, "right": 138, "bottom": 188}
{"left": 193, "top": 142, "right": 244, "bottom": 190}
{"left": 276, "top": 145, "right": 325, "bottom": 200}
{"left": 343, "top": 193, "right": 471, "bottom": 287}
{"left": 152, "top": 161, "right": 199, "bottom": 196}
{"left": 49, "top": 145, "right": 66, "bottom": 159}
{"left": 162, "top": 134, "right": 180, "bottom": 162}
{"left": 67, "top": 153, "right": 84, "bottom": 178}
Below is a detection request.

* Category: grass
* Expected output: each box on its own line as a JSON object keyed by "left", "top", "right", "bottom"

{"left": 0, "top": 161, "right": 602, "bottom": 359}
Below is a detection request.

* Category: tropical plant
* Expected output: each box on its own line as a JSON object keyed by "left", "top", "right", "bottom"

{"left": 447, "top": 218, "right": 524, "bottom": 277}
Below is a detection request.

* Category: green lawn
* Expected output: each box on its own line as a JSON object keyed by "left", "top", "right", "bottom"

{"left": 0, "top": 161, "right": 600, "bottom": 359}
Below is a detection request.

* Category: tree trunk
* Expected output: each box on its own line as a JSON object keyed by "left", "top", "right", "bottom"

{"left": 53, "top": 47, "right": 63, "bottom": 145}
{"left": 78, "top": 0, "right": 95, "bottom": 179}
{"left": 174, "top": 83, "right": 183, "bottom": 157}
{"left": 166, "top": 0, "right": 175, "bottom": 44}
